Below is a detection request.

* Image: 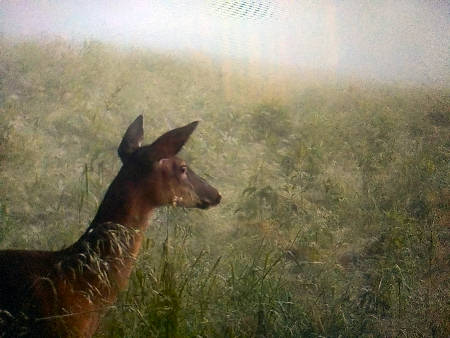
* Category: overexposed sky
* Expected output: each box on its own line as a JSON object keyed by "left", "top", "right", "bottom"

{"left": 1, "top": 0, "right": 449, "bottom": 85}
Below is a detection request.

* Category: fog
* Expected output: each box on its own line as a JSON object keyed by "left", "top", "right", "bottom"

{"left": 1, "top": 0, "right": 449, "bottom": 86}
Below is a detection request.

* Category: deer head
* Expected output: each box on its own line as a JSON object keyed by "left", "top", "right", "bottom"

{"left": 117, "top": 115, "right": 221, "bottom": 210}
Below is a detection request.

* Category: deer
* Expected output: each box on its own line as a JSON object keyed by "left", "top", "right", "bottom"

{"left": 0, "top": 115, "right": 221, "bottom": 337}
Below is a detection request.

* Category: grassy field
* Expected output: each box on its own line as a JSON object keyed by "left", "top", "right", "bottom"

{"left": 0, "top": 38, "right": 449, "bottom": 337}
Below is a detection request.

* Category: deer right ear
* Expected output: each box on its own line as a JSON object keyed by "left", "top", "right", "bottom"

{"left": 118, "top": 115, "right": 144, "bottom": 163}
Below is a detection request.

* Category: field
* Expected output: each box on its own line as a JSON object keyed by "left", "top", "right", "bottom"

{"left": 0, "top": 38, "right": 449, "bottom": 337}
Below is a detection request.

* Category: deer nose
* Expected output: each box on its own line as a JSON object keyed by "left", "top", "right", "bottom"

{"left": 215, "top": 193, "right": 222, "bottom": 204}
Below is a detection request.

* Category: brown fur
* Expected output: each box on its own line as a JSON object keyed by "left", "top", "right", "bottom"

{"left": 0, "top": 117, "right": 220, "bottom": 337}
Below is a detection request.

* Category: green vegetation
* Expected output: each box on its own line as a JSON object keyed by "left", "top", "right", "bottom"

{"left": 0, "top": 38, "right": 449, "bottom": 337}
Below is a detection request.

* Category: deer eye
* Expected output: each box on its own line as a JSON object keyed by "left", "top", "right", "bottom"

{"left": 180, "top": 165, "right": 187, "bottom": 174}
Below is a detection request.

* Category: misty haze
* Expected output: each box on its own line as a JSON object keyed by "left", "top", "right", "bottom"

{"left": 0, "top": 0, "right": 449, "bottom": 337}
{"left": 2, "top": 0, "right": 449, "bottom": 85}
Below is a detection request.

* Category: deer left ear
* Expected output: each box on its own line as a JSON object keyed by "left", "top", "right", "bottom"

{"left": 148, "top": 121, "right": 199, "bottom": 160}
{"left": 118, "top": 115, "right": 144, "bottom": 163}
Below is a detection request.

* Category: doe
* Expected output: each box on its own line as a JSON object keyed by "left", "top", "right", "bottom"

{"left": 0, "top": 115, "right": 221, "bottom": 337}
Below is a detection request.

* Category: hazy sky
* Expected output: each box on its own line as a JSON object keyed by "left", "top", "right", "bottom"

{"left": 1, "top": 0, "right": 449, "bottom": 86}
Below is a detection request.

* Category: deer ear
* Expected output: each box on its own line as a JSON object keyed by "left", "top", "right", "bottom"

{"left": 118, "top": 115, "right": 144, "bottom": 163}
{"left": 148, "top": 121, "right": 199, "bottom": 160}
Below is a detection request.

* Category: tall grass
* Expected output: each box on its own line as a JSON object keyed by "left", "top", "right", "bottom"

{"left": 0, "top": 38, "right": 449, "bottom": 337}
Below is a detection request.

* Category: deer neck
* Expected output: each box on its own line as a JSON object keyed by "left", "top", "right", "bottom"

{"left": 59, "top": 170, "right": 157, "bottom": 305}
{"left": 91, "top": 168, "right": 155, "bottom": 231}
